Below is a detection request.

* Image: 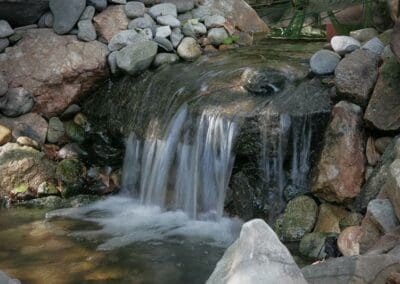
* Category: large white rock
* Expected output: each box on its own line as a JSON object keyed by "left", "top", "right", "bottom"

{"left": 207, "top": 219, "right": 307, "bottom": 284}
{"left": 331, "top": 36, "right": 361, "bottom": 55}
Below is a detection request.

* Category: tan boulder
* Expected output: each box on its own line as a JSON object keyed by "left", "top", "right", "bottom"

{"left": 0, "top": 29, "right": 109, "bottom": 116}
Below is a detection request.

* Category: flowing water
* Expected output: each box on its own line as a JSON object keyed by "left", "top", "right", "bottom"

{"left": 0, "top": 40, "right": 326, "bottom": 283}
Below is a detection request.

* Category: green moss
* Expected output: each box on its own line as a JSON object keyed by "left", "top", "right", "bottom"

{"left": 12, "top": 184, "right": 29, "bottom": 194}
{"left": 222, "top": 35, "right": 240, "bottom": 45}
{"left": 65, "top": 121, "right": 85, "bottom": 143}
{"left": 56, "top": 159, "right": 84, "bottom": 184}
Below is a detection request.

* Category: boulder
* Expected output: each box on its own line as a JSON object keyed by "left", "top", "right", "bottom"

{"left": 49, "top": 0, "right": 86, "bottom": 35}
{"left": 337, "top": 226, "right": 362, "bottom": 256}
{"left": 302, "top": 254, "right": 400, "bottom": 284}
{"left": 115, "top": 40, "right": 158, "bottom": 75}
{"left": 88, "top": 0, "right": 107, "bottom": 11}
{"left": 156, "top": 15, "right": 181, "bottom": 28}
{"left": 204, "top": 15, "right": 226, "bottom": 28}
{"left": 148, "top": 3, "right": 177, "bottom": 18}
{"left": 47, "top": 117, "right": 65, "bottom": 143}
{"left": 391, "top": 19, "right": 400, "bottom": 64}
{"left": 153, "top": 53, "right": 179, "bottom": 67}
{"left": 80, "top": 6, "right": 96, "bottom": 21}
{"left": 364, "top": 56, "right": 400, "bottom": 132}
{"left": 300, "top": 232, "right": 339, "bottom": 260}
{"left": 312, "top": 101, "right": 365, "bottom": 203}
{"left": 16, "top": 136, "right": 39, "bottom": 150}
{"left": 0, "top": 29, "right": 109, "bottom": 116}
{"left": 313, "top": 203, "right": 349, "bottom": 234}
{"left": 207, "top": 27, "right": 228, "bottom": 45}
{"left": 274, "top": 195, "right": 318, "bottom": 242}
{"left": 0, "top": 0, "right": 49, "bottom": 27}
{"left": 0, "top": 87, "right": 34, "bottom": 117}
{"left": 77, "top": 20, "right": 97, "bottom": 42}
{"left": 0, "top": 143, "right": 56, "bottom": 197}
{"left": 171, "top": 28, "right": 183, "bottom": 48}
{"left": 310, "top": 49, "right": 341, "bottom": 76}
{"left": 339, "top": 213, "right": 363, "bottom": 229}
{"left": 108, "top": 30, "right": 143, "bottom": 51}
{"left": 335, "top": 49, "right": 379, "bottom": 107}
{"left": 56, "top": 158, "right": 86, "bottom": 197}
{"left": 124, "top": 1, "right": 146, "bottom": 18}
{"left": 0, "top": 113, "right": 48, "bottom": 144}
{"left": 182, "top": 21, "right": 207, "bottom": 37}
{"left": 0, "top": 20, "right": 14, "bottom": 38}
{"left": 385, "top": 159, "right": 400, "bottom": 221}
{"left": 154, "top": 37, "right": 173, "bottom": 51}
{"left": 93, "top": 5, "right": 129, "bottom": 43}
{"left": 177, "top": 37, "right": 202, "bottom": 61}
{"left": 350, "top": 28, "right": 378, "bottom": 42}
{"left": 331, "top": 35, "right": 361, "bottom": 55}
{"left": 362, "top": 37, "right": 384, "bottom": 55}
{"left": 367, "top": 199, "right": 399, "bottom": 233}
{"left": 199, "top": 0, "right": 269, "bottom": 33}
{"left": 159, "top": 0, "right": 194, "bottom": 13}
{"left": 155, "top": 25, "right": 172, "bottom": 38}
{"left": 207, "top": 219, "right": 307, "bottom": 284}
{"left": 128, "top": 14, "right": 155, "bottom": 30}
{"left": 0, "top": 124, "right": 11, "bottom": 146}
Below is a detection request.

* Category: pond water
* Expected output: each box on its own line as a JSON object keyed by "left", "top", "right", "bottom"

{"left": 0, "top": 197, "right": 241, "bottom": 284}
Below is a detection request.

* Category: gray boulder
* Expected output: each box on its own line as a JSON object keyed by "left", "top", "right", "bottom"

{"left": 204, "top": 15, "right": 225, "bottom": 28}
{"left": 0, "top": 0, "right": 49, "bottom": 27}
{"left": 159, "top": 0, "right": 194, "bottom": 13}
{"left": 153, "top": 53, "right": 179, "bottom": 67}
{"left": 171, "top": 27, "right": 183, "bottom": 48}
{"left": 207, "top": 219, "right": 307, "bottom": 284}
{"left": 137, "top": 28, "right": 153, "bottom": 40}
{"left": 155, "top": 25, "right": 171, "bottom": 38}
{"left": 88, "top": 0, "right": 107, "bottom": 11}
{"left": 148, "top": 3, "right": 177, "bottom": 18}
{"left": 128, "top": 14, "right": 155, "bottom": 29}
{"left": 0, "top": 38, "right": 9, "bottom": 52}
{"left": 182, "top": 21, "right": 207, "bottom": 37}
{"left": 362, "top": 37, "right": 385, "bottom": 55}
{"left": 116, "top": 40, "right": 158, "bottom": 75}
{"left": 124, "top": 1, "right": 145, "bottom": 18}
{"left": 331, "top": 35, "right": 361, "bottom": 55}
{"left": 108, "top": 30, "right": 144, "bottom": 51}
{"left": 310, "top": 49, "right": 341, "bottom": 75}
{"left": 367, "top": 199, "right": 399, "bottom": 233}
{"left": 50, "top": 0, "right": 86, "bottom": 35}
{"left": 156, "top": 15, "right": 181, "bottom": 28}
{"left": 350, "top": 28, "right": 378, "bottom": 42}
{"left": 177, "top": 37, "right": 201, "bottom": 61}
{"left": 0, "top": 87, "right": 34, "bottom": 117}
{"left": 80, "top": 6, "right": 96, "bottom": 21}
{"left": 77, "top": 20, "right": 97, "bottom": 42}
{"left": 47, "top": 117, "right": 65, "bottom": 143}
{"left": 0, "top": 20, "right": 14, "bottom": 38}
{"left": 154, "top": 36, "right": 173, "bottom": 51}
{"left": 207, "top": 27, "right": 228, "bottom": 45}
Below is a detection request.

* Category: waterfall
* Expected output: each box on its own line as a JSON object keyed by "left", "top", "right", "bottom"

{"left": 121, "top": 105, "right": 237, "bottom": 220}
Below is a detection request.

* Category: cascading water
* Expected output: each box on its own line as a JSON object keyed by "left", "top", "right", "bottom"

{"left": 121, "top": 105, "right": 237, "bottom": 220}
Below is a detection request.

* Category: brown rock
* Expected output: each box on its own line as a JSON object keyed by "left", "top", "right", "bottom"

{"left": 337, "top": 226, "right": 362, "bottom": 256}
{"left": 201, "top": 0, "right": 269, "bottom": 33}
{"left": 366, "top": 137, "right": 381, "bottom": 166}
{"left": 367, "top": 227, "right": 400, "bottom": 255}
{"left": 375, "top": 137, "right": 393, "bottom": 154}
{"left": 335, "top": 49, "right": 379, "bottom": 107}
{"left": 359, "top": 213, "right": 383, "bottom": 253}
{"left": 0, "top": 29, "right": 109, "bottom": 116}
{"left": 364, "top": 56, "right": 400, "bottom": 132}
{"left": 388, "top": 272, "right": 400, "bottom": 284}
{"left": 391, "top": 18, "right": 400, "bottom": 64}
{"left": 0, "top": 124, "right": 11, "bottom": 146}
{"left": 312, "top": 101, "right": 366, "bottom": 203}
{"left": 314, "top": 203, "right": 349, "bottom": 234}
{"left": 93, "top": 5, "right": 129, "bottom": 43}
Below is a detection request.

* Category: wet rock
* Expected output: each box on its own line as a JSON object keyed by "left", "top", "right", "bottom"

{"left": 274, "top": 196, "right": 318, "bottom": 242}
{"left": 148, "top": 3, "right": 177, "bottom": 18}
{"left": 207, "top": 219, "right": 307, "bottom": 284}
{"left": 311, "top": 101, "right": 365, "bottom": 203}
{"left": 310, "top": 49, "right": 341, "bottom": 76}
{"left": 0, "top": 20, "right": 14, "bottom": 38}
{"left": 177, "top": 37, "right": 202, "bottom": 61}
{"left": 335, "top": 49, "right": 379, "bottom": 107}
{"left": 156, "top": 15, "right": 181, "bottom": 28}
{"left": 0, "top": 0, "right": 49, "bottom": 27}
{"left": 362, "top": 37, "right": 384, "bottom": 55}
{"left": 0, "top": 87, "right": 34, "bottom": 117}
{"left": 108, "top": 51, "right": 119, "bottom": 75}
{"left": 314, "top": 203, "right": 349, "bottom": 234}
{"left": 16, "top": 136, "right": 40, "bottom": 150}
{"left": 116, "top": 40, "right": 158, "bottom": 75}
{"left": 391, "top": 19, "right": 400, "bottom": 64}
{"left": 128, "top": 14, "right": 155, "bottom": 30}
{"left": 331, "top": 35, "right": 361, "bottom": 55}
{"left": 77, "top": 20, "right": 97, "bottom": 42}
{"left": 47, "top": 117, "right": 65, "bottom": 144}
{"left": 80, "top": 6, "right": 96, "bottom": 21}
{"left": 367, "top": 199, "right": 399, "bottom": 233}
{"left": 0, "top": 124, "right": 11, "bottom": 146}
{"left": 73, "top": 113, "right": 88, "bottom": 128}
{"left": 155, "top": 25, "right": 172, "bottom": 38}
{"left": 124, "top": 1, "right": 146, "bottom": 18}
{"left": 159, "top": 0, "right": 194, "bottom": 13}
{"left": 0, "top": 29, "right": 109, "bottom": 116}
{"left": 88, "top": 0, "right": 107, "bottom": 11}
{"left": 337, "top": 226, "right": 362, "bottom": 256}
{"left": 199, "top": 0, "right": 269, "bottom": 33}
{"left": 58, "top": 143, "right": 87, "bottom": 159}
{"left": 0, "top": 143, "right": 56, "bottom": 197}
{"left": 350, "top": 28, "right": 378, "bottom": 42}
{"left": 182, "top": 21, "right": 207, "bottom": 37}
{"left": 302, "top": 254, "right": 400, "bottom": 284}
{"left": 364, "top": 56, "right": 400, "bottom": 132}
{"left": 94, "top": 5, "right": 129, "bottom": 43}
{"left": 339, "top": 212, "right": 363, "bottom": 230}
{"left": 64, "top": 121, "right": 85, "bottom": 143}
{"left": 56, "top": 159, "right": 86, "bottom": 197}
{"left": 204, "top": 15, "right": 225, "bottom": 28}
{"left": 153, "top": 37, "right": 172, "bottom": 51}
{"left": 0, "top": 113, "right": 48, "bottom": 144}
{"left": 0, "top": 38, "right": 9, "bottom": 53}
{"left": 375, "top": 137, "right": 392, "bottom": 154}
{"left": 300, "top": 232, "right": 338, "bottom": 259}
{"left": 50, "top": 0, "right": 86, "bottom": 35}
{"left": 108, "top": 30, "right": 143, "bottom": 51}
{"left": 61, "top": 104, "right": 81, "bottom": 120}
{"left": 37, "top": 181, "right": 59, "bottom": 196}
{"left": 207, "top": 27, "right": 228, "bottom": 46}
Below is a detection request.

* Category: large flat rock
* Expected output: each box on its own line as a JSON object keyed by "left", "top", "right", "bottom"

{"left": 0, "top": 29, "right": 109, "bottom": 116}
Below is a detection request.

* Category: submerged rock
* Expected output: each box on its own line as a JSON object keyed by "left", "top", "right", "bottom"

{"left": 312, "top": 101, "right": 365, "bottom": 203}
{"left": 0, "top": 29, "right": 109, "bottom": 116}
{"left": 207, "top": 219, "right": 307, "bottom": 284}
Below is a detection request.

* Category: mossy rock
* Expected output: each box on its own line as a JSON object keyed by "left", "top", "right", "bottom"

{"left": 274, "top": 195, "right": 318, "bottom": 242}
{"left": 12, "top": 184, "right": 29, "bottom": 194}
{"left": 64, "top": 121, "right": 85, "bottom": 143}
{"left": 56, "top": 159, "right": 86, "bottom": 197}
{"left": 299, "top": 232, "right": 338, "bottom": 260}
